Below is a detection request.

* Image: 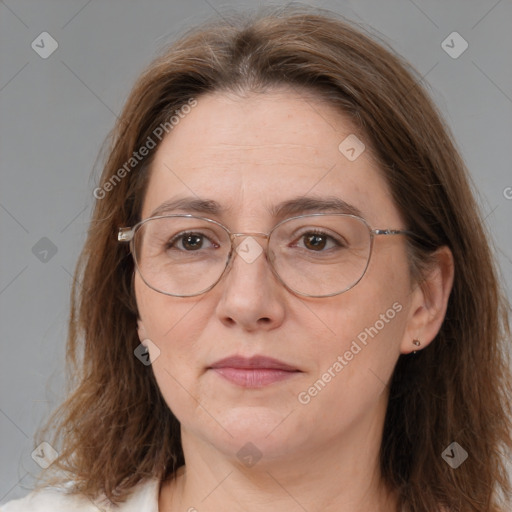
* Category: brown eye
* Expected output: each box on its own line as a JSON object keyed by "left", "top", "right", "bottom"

{"left": 303, "top": 233, "right": 327, "bottom": 251}
{"left": 181, "top": 234, "right": 204, "bottom": 251}
{"left": 295, "top": 230, "right": 343, "bottom": 252}
{"left": 167, "top": 232, "right": 217, "bottom": 251}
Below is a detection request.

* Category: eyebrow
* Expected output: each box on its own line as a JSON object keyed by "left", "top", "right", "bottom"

{"left": 149, "top": 195, "right": 364, "bottom": 220}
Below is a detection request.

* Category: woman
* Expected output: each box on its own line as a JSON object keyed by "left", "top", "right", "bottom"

{"left": 2, "top": 5, "right": 511, "bottom": 512}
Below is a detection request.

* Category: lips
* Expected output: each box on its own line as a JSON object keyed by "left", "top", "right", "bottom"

{"left": 209, "top": 355, "right": 299, "bottom": 371}
{"left": 208, "top": 355, "right": 301, "bottom": 388}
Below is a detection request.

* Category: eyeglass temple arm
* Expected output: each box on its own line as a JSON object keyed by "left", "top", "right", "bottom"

{"left": 373, "top": 229, "right": 411, "bottom": 236}
{"left": 373, "top": 229, "right": 431, "bottom": 246}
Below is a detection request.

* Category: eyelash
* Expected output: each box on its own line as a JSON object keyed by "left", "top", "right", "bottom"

{"left": 292, "top": 229, "right": 344, "bottom": 250}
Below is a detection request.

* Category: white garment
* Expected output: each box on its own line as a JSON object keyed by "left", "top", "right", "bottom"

{"left": 0, "top": 477, "right": 160, "bottom": 512}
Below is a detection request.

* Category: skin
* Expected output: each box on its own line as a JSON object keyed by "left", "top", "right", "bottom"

{"left": 134, "top": 88, "right": 454, "bottom": 512}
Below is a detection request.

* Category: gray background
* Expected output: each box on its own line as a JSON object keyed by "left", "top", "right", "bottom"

{"left": 1, "top": 0, "right": 511, "bottom": 504}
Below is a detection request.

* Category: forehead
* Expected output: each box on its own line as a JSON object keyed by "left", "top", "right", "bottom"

{"left": 141, "top": 89, "right": 401, "bottom": 228}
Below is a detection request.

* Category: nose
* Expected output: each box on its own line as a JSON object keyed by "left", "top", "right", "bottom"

{"left": 213, "top": 235, "right": 286, "bottom": 331}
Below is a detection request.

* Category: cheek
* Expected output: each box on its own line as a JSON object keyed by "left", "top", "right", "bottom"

{"left": 310, "top": 294, "right": 405, "bottom": 383}
{"left": 134, "top": 275, "right": 207, "bottom": 384}
{"left": 135, "top": 274, "right": 203, "bottom": 341}
{"left": 296, "top": 291, "right": 407, "bottom": 431}
{"left": 306, "top": 248, "right": 411, "bottom": 386}
{"left": 135, "top": 276, "right": 209, "bottom": 418}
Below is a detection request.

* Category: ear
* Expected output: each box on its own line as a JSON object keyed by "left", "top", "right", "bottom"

{"left": 400, "top": 246, "right": 454, "bottom": 354}
{"left": 137, "top": 318, "right": 147, "bottom": 343}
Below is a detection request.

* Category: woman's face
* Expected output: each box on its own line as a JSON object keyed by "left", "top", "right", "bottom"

{"left": 135, "top": 89, "right": 417, "bottom": 464}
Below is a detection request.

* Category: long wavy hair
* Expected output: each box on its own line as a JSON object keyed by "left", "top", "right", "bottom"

{"left": 33, "top": 5, "right": 511, "bottom": 511}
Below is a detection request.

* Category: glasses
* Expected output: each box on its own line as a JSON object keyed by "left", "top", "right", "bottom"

{"left": 118, "top": 213, "right": 417, "bottom": 298}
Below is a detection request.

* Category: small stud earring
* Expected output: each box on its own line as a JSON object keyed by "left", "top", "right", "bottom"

{"left": 413, "top": 339, "right": 421, "bottom": 354}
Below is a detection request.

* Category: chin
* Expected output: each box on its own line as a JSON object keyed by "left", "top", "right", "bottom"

{"left": 192, "top": 406, "right": 308, "bottom": 460}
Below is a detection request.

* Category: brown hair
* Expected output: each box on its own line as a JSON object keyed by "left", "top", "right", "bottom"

{"left": 33, "top": 5, "right": 511, "bottom": 511}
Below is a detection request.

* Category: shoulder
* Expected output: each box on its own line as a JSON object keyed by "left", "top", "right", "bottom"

{"left": 0, "top": 487, "right": 99, "bottom": 512}
{"left": 0, "top": 478, "right": 161, "bottom": 512}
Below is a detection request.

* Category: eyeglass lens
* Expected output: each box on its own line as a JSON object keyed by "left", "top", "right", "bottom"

{"left": 132, "top": 215, "right": 372, "bottom": 297}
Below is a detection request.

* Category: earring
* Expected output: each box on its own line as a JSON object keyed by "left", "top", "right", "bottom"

{"left": 412, "top": 339, "right": 421, "bottom": 354}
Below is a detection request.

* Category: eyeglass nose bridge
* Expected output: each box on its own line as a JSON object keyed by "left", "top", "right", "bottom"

{"left": 228, "top": 231, "right": 275, "bottom": 260}
{"left": 230, "top": 231, "right": 270, "bottom": 242}
{"left": 227, "top": 231, "right": 273, "bottom": 263}
{"left": 222, "top": 231, "right": 284, "bottom": 293}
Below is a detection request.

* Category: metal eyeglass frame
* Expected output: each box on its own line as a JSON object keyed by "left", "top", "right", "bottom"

{"left": 118, "top": 213, "right": 418, "bottom": 298}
